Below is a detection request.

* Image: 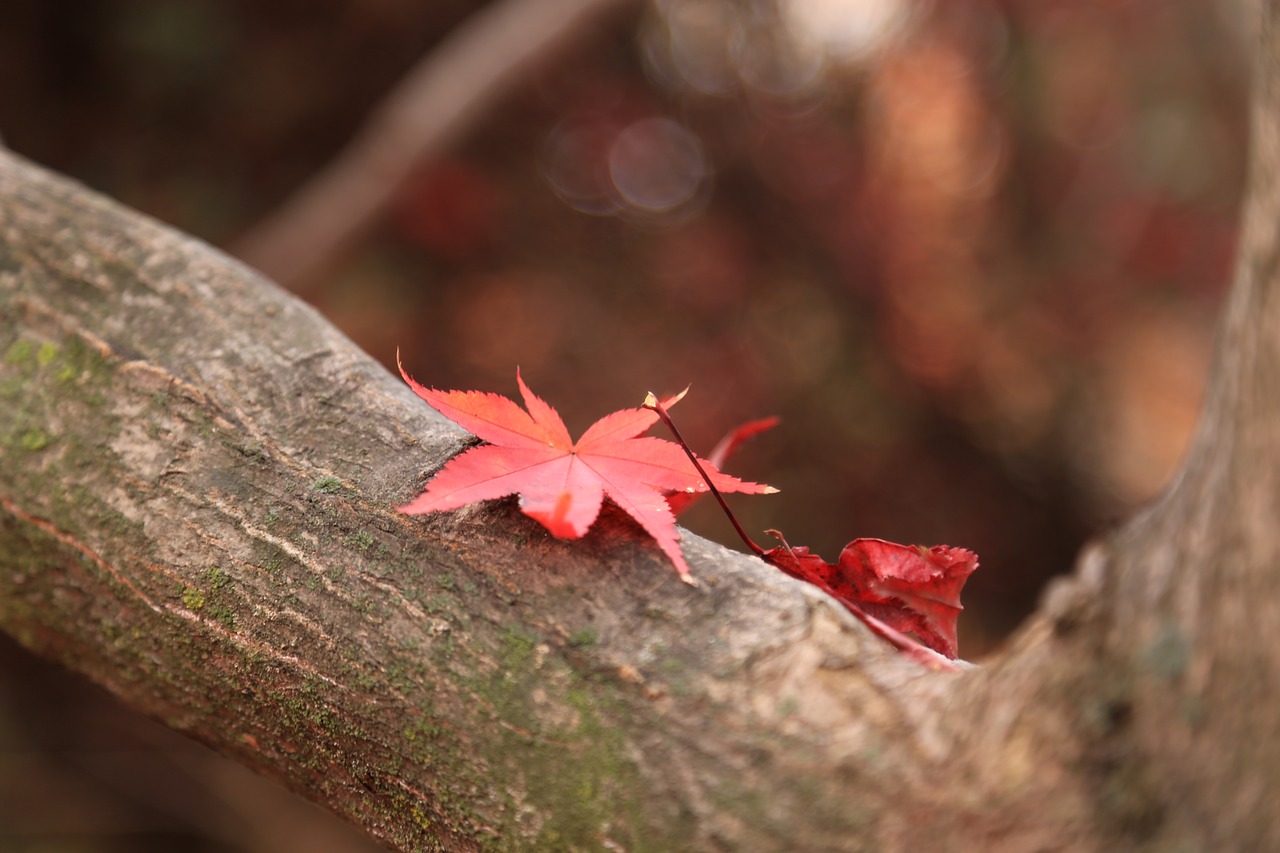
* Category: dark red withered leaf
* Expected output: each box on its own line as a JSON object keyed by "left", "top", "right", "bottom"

{"left": 765, "top": 536, "right": 978, "bottom": 660}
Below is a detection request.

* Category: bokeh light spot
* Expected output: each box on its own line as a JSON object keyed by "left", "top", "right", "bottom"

{"left": 608, "top": 118, "right": 709, "bottom": 214}
{"left": 541, "top": 121, "right": 625, "bottom": 216}
{"left": 782, "top": 0, "right": 914, "bottom": 62}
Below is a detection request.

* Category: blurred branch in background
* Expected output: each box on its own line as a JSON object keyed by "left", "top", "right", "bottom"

{"left": 233, "top": 0, "right": 634, "bottom": 294}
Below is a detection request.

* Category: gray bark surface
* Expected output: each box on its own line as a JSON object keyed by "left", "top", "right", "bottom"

{"left": 4, "top": 6, "right": 1280, "bottom": 849}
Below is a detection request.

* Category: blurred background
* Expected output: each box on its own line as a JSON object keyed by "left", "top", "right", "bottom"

{"left": 0, "top": 0, "right": 1248, "bottom": 848}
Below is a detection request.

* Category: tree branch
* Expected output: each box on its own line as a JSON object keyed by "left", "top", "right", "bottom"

{"left": 0, "top": 147, "right": 967, "bottom": 850}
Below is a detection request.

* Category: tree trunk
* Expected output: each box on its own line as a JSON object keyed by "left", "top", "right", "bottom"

{"left": 4, "top": 7, "right": 1280, "bottom": 850}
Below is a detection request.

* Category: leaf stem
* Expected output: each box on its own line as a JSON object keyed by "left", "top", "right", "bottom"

{"left": 644, "top": 393, "right": 766, "bottom": 557}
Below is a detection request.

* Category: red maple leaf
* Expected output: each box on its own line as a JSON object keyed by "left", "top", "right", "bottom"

{"left": 764, "top": 535, "right": 978, "bottom": 662}
{"left": 397, "top": 357, "right": 776, "bottom": 581}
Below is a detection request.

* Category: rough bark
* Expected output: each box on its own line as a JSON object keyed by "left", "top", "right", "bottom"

{"left": 3, "top": 6, "right": 1280, "bottom": 849}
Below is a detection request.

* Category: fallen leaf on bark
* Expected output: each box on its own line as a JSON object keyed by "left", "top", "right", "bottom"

{"left": 397, "top": 356, "right": 776, "bottom": 581}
